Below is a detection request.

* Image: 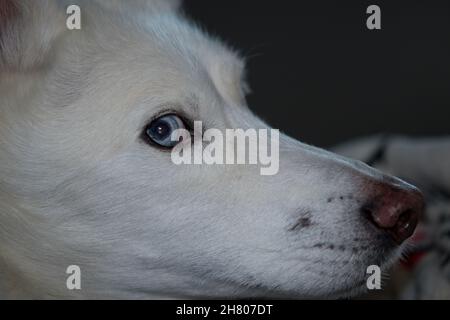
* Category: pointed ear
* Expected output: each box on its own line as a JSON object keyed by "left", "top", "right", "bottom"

{"left": 0, "top": 0, "right": 65, "bottom": 71}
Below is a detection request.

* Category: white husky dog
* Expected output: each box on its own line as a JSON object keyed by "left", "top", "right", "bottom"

{"left": 0, "top": 0, "right": 424, "bottom": 299}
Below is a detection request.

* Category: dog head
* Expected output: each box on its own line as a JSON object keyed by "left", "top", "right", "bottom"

{"left": 0, "top": 0, "right": 424, "bottom": 299}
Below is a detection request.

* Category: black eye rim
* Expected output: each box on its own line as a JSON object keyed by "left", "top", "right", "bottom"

{"left": 140, "top": 111, "right": 193, "bottom": 150}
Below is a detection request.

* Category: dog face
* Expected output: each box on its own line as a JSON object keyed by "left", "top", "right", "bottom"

{"left": 0, "top": 1, "right": 424, "bottom": 299}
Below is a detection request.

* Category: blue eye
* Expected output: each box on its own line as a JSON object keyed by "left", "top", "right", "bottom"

{"left": 145, "top": 114, "right": 186, "bottom": 148}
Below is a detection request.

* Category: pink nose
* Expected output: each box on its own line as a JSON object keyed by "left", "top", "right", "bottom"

{"left": 361, "top": 179, "right": 424, "bottom": 244}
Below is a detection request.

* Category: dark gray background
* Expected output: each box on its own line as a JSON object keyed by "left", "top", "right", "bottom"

{"left": 183, "top": 0, "right": 450, "bottom": 147}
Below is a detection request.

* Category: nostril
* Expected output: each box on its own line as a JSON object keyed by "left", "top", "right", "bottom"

{"left": 360, "top": 203, "right": 375, "bottom": 221}
{"left": 397, "top": 209, "right": 413, "bottom": 230}
{"left": 360, "top": 178, "right": 424, "bottom": 244}
{"left": 389, "top": 208, "right": 419, "bottom": 244}
{"left": 361, "top": 197, "right": 421, "bottom": 245}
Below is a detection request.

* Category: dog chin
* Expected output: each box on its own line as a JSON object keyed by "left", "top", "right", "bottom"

{"left": 322, "top": 245, "right": 402, "bottom": 299}
{"left": 336, "top": 246, "right": 403, "bottom": 299}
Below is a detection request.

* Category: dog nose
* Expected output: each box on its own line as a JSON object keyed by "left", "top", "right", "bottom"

{"left": 361, "top": 180, "right": 424, "bottom": 244}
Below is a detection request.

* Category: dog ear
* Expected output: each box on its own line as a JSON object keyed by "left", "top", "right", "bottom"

{"left": 0, "top": 0, "right": 65, "bottom": 71}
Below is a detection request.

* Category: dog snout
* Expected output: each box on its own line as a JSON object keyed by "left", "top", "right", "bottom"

{"left": 360, "top": 178, "right": 424, "bottom": 245}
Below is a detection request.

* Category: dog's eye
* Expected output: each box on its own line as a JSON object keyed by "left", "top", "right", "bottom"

{"left": 144, "top": 114, "right": 186, "bottom": 148}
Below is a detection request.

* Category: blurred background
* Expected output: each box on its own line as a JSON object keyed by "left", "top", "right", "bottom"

{"left": 183, "top": 0, "right": 450, "bottom": 299}
{"left": 184, "top": 0, "right": 450, "bottom": 148}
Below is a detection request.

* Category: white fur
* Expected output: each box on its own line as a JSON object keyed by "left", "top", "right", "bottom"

{"left": 1, "top": 0, "right": 407, "bottom": 299}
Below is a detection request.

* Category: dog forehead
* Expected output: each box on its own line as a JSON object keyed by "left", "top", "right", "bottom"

{"left": 155, "top": 21, "right": 247, "bottom": 108}
{"left": 99, "top": 14, "right": 248, "bottom": 108}
{"left": 144, "top": 15, "right": 246, "bottom": 82}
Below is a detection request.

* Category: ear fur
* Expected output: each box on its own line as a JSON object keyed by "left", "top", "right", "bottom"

{"left": 0, "top": 0, "right": 182, "bottom": 71}
{"left": 0, "top": 0, "right": 66, "bottom": 70}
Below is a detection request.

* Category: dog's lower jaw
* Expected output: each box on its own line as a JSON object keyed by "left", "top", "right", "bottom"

{"left": 0, "top": 250, "right": 400, "bottom": 300}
